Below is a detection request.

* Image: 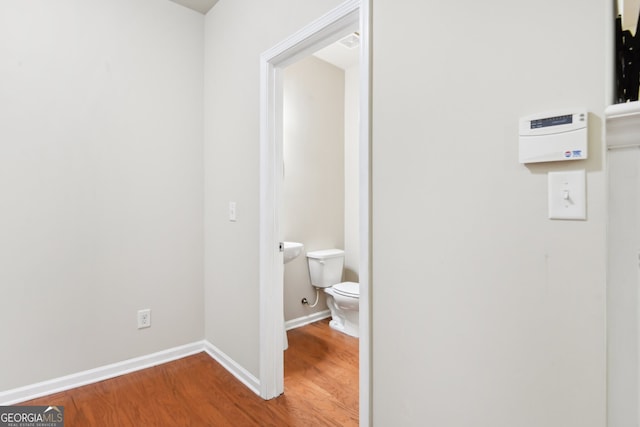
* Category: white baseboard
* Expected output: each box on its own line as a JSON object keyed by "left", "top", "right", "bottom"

{"left": 285, "top": 309, "right": 330, "bottom": 331}
{"left": 0, "top": 340, "right": 260, "bottom": 405}
{"left": 203, "top": 341, "right": 260, "bottom": 395}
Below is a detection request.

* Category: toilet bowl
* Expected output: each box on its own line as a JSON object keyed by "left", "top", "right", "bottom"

{"left": 306, "top": 249, "right": 359, "bottom": 338}
{"left": 325, "top": 281, "right": 359, "bottom": 337}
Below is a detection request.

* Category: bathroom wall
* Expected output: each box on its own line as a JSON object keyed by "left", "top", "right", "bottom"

{"left": 343, "top": 64, "right": 360, "bottom": 283}
{"left": 282, "top": 56, "right": 345, "bottom": 322}
{"left": 0, "top": 0, "right": 204, "bottom": 391}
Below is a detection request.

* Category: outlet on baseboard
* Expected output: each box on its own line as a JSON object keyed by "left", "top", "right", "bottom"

{"left": 137, "top": 309, "right": 151, "bottom": 329}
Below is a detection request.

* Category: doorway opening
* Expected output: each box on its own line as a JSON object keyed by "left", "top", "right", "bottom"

{"left": 258, "top": 0, "right": 370, "bottom": 425}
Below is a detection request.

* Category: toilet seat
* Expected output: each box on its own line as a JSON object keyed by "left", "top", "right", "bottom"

{"left": 333, "top": 282, "right": 359, "bottom": 298}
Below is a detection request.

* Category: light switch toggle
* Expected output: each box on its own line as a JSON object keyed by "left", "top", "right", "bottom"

{"left": 548, "top": 170, "right": 586, "bottom": 220}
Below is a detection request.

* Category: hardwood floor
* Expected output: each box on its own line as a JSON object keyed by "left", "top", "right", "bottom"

{"left": 20, "top": 319, "right": 358, "bottom": 426}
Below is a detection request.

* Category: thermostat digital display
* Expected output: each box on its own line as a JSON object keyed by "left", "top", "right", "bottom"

{"left": 531, "top": 114, "right": 573, "bottom": 129}
{"left": 519, "top": 109, "right": 587, "bottom": 164}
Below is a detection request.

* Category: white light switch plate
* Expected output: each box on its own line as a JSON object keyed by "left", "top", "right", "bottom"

{"left": 548, "top": 170, "right": 586, "bottom": 220}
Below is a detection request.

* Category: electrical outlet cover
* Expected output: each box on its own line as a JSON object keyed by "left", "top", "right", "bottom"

{"left": 137, "top": 309, "right": 151, "bottom": 329}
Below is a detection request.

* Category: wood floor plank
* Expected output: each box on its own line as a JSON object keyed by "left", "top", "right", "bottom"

{"left": 18, "top": 319, "right": 358, "bottom": 426}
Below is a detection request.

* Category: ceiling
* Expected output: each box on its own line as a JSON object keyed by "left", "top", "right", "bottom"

{"left": 166, "top": 1, "right": 358, "bottom": 70}
{"left": 169, "top": 0, "right": 218, "bottom": 14}
{"left": 313, "top": 34, "right": 360, "bottom": 70}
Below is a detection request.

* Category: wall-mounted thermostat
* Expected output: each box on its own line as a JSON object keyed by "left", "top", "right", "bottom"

{"left": 519, "top": 109, "right": 588, "bottom": 163}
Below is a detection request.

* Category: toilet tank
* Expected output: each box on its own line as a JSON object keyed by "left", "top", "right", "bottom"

{"left": 306, "top": 249, "right": 345, "bottom": 288}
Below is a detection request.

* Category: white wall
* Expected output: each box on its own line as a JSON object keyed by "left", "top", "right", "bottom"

{"left": 282, "top": 56, "right": 345, "bottom": 322}
{"left": 344, "top": 64, "right": 360, "bottom": 283}
{"left": 203, "top": 0, "right": 345, "bottom": 378}
{"left": 0, "top": 0, "right": 204, "bottom": 391}
{"left": 371, "top": 1, "right": 607, "bottom": 426}
{"left": 1, "top": 2, "right": 611, "bottom": 425}
{"left": 606, "top": 104, "right": 640, "bottom": 427}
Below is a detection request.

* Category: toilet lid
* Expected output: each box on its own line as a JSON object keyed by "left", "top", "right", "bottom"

{"left": 333, "top": 282, "right": 359, "bottom": 297}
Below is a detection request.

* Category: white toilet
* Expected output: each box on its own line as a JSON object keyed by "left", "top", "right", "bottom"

{"left": 306, "top": 249, "right": 359, "bottom": 338}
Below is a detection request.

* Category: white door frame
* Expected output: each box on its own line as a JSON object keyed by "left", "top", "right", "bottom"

{"left": 258, "top": 0, "right": 371, "bottom": 424}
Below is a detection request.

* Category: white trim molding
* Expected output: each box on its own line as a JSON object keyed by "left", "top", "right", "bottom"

{"left": 0, "top": 340, "right": 262, "bottom": 406}
{"left": 285, "top": 310, "right": 331, "bottom": 331}
{"left": 259, "top": 0, "right": 360, "bottom": 400}
{"left": 0, "top": 341, "right": 205, "bottom": 406}
{"left": 203, "top": 341, "right": 261, "bottom": 395}
{"left": 358, "top": 2, "right": 372, "bottom": 425}
{"left": 259, "top": 5, "right": 370, "bottom": 427}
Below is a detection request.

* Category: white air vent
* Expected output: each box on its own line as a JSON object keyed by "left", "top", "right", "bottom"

{"left": 339, "top": 33, "right": 360, "bottom": 49}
